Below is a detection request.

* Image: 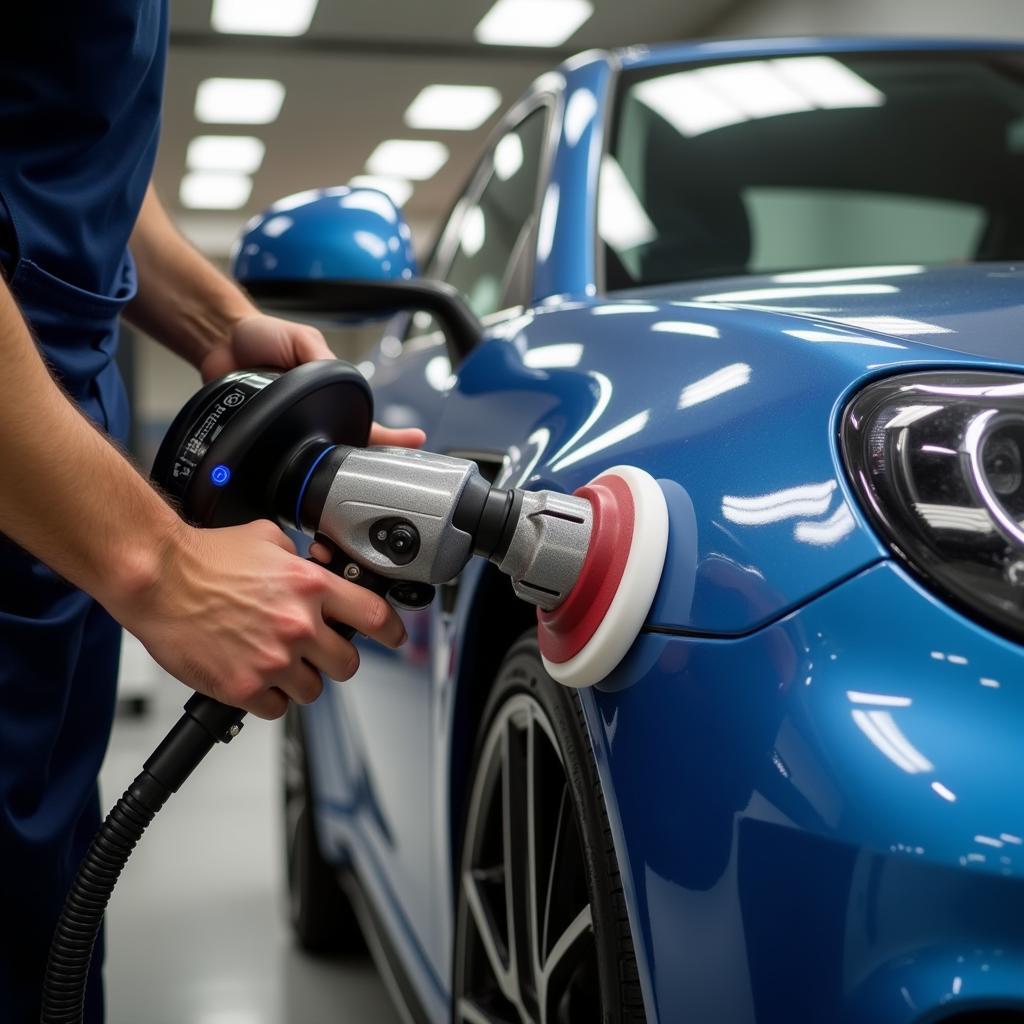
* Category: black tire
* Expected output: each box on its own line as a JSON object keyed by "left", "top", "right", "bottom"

{"left": 453, "top": 634, "right": 646, "bottom": 1024}
{"left": 282, "top": 704, "right": 365, "bottom": 954}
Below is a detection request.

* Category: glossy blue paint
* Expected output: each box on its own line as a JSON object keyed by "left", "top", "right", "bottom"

{"left": 583, "top": 561, "right": 1024, "bottom": 1022}
{"left": 292, "top": 35, "right": 1024, "bottom": 1024}
{"left": 429, "top": 281, "right": 1021, "bottom": 635}
{"left": 232, "top": 186, "right": 417, "bottom": 284}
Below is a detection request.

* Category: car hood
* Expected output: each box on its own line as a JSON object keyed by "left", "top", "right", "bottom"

{"left": 628, "top": 263, "right": 1024, "bottom": 362}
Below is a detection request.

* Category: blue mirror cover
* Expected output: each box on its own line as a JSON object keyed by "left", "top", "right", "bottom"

{"left": 232, "top": 186, "right": 419, "bottom": 284}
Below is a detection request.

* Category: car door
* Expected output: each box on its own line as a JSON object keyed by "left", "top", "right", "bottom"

{"left": 336, "top": 98, "right": 555, "bottom": 986}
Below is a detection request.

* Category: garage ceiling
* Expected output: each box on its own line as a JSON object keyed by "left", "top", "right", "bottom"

{"left": 160, "top": 0, "right": 743, "bottom": 257}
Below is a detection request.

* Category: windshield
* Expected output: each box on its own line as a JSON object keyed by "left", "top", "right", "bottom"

{"left": 602, "top": 51, "right": 1024, "bottom": 289}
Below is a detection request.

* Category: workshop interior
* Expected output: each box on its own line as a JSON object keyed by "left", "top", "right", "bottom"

{"left": 12, "top": 0, "right": 1024, "bottom": 1022}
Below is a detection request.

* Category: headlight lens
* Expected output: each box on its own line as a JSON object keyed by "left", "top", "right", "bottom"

{"left": 842, "top": 371, "right": 1024, "bottom": 641}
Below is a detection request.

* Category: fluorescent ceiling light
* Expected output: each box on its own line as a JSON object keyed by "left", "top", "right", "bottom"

{"left": 211, "top": 0, "right": 318, "bottom": 36}
{"left": 367, "top": 139, "right": 449, "bottom": 181}
{"left": 475, "top": 0, "right": 592, "bottom": 47}
{"left": 187, "top": 135, "right": 265, "bottom": 174}
{"left": 405, "top": 85, "right": 502, "bottom": 131}
{"left": 180, "top": 172, "right": 252, "bottom": 210}
{"left": 195, "top": 78, "right": 286, "bottom": 125}
{"left": 349, "top": 175, "right": 414, "bottom": 208}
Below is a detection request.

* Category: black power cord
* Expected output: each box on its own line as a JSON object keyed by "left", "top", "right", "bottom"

{"left": 39, "top": 695, "right": 247, "bottom": 1024}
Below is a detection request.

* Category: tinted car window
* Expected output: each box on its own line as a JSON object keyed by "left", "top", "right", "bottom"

{"left": 445, "top": 108, "right": 547, "bottom": 317}
{"left": 603, "top": 53, "right": 1024, "bottom": 288}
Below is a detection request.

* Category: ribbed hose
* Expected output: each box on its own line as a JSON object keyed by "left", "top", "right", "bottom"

{"left": 39, "top": 694, "right": 247, "bottom": 1024}
{"left": 40, "top": 773, "right": 171, "bottom": 1023}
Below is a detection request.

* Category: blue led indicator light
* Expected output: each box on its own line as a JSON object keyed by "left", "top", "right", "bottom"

{"left": 211, "top": 464, "right": 231, "bottom": 487}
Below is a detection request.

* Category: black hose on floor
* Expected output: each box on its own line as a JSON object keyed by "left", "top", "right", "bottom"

{"left": 40, "top": 694, "right": 247, "bottom": 1024}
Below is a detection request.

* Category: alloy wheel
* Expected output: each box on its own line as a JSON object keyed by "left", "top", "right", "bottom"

{"left": 455, "top": 693, "right": 600, "bottom": 1024}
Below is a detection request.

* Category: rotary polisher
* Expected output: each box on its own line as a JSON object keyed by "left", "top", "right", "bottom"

{"left": 41, "top": 360, "right": 668, "bottom": 1023}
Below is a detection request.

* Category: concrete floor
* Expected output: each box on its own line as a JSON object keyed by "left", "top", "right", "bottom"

{"left": 99, "top": 673, "right": 403, "bottom": 1024}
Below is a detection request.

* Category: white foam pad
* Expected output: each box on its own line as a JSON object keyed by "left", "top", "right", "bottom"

{"left": 542, "top": 466, "right": 669, "bottom": 688}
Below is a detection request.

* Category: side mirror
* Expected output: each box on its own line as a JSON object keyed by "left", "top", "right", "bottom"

{"left": 233, "top": 186, "right": 481, "bottom": 363}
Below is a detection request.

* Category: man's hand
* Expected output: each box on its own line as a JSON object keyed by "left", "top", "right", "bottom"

{"left": 202, "top": 312, "right": 427, "bottom": 448}
{"left": 114, "top": 519, "right": 409, "bottom": 720}
{"left": 199, "top": 312, "right": 334, "bottom": 381}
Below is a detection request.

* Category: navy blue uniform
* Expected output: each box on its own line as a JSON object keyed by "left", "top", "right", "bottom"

{"left": 0, "top": 5, "right": 168, "bottom": 1020}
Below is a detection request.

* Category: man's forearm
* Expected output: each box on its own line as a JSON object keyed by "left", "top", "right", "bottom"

{"left": 0, "top": 278, "right": 181, "bottom": 613}
{"left": 124, "top": 185, "right": 257, "bottom": 367}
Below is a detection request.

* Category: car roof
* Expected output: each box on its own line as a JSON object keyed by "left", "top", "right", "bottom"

{"left": 612, "top": 35, "right": 1024, "bottom": 71}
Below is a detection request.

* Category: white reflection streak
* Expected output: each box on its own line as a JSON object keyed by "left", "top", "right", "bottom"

{"left": 598, "top": 155, "right": 657, "bottom": 250}
{"left": 884, "top": 405, "right": 941, "bottom": 428}
{"left": 522, "top": 343, "right": 583, "bottom": 369}
{"left": 722, "top": 480, "right": 836, "bottom": 525}
{"left": 785, "top": 328, "right": 904, "bottom": 350}
{"left": 460, "top": 205, "right": 485, "bottom": 257}
{"left": 354, "top": 230, "right": 388, "bottom": 260}
{"left": 774, "top": 265, "right": 924, "bottom": 283}
{"left": 932, "top": 781, "right": 957, "bottom": 802}
{"left": 632, "top": 57, "right": 882, "bottom": 139}
{"left": 536, "top": 183, "right": 559, "bottom": 262}
{"left": 678, "top": 362, "right": 750, "bottom": 409}
{"left": 851, "top": 710, "right": 934, "bottom": 774}
{"left": 652, "top": 321, "right": 720, "bottom": 338}
{"left": 493, "top": 133, "right": 523, "bottom": 181}
{"left": 551, "top": 411, "right": 650, "bottom": 471}
{"left": 914, "top": 503, "right": 993, "bottom": 534}
{"left": 774, "top": 55, "right": 885, "bottom": 108}
{"left": 513, "top": 427, "right": 551, "bottom": 487}
{"left": 698, "top": 283, "right": 898, "bottom": 303}
{"left": 261, "top": 215, "right": 292, "bottom": 237}
{"left": 794, "top": 503, "right": 855, "bottom": 545}
{"left": 548, "top": 371, "right": 613, "bottom": 464}
{"left": 564, "top": 88, "right": 598, "bottom": 147}
{"left": 832, "top": 315, "right": 953, "bottom": 336}
{"left": 592, "top": 304, "right": 660, "bottom": 315}
{"left": 424, "top": 354, "right": 455, "bottom": 391}
{"left": 847, "top": 691, "right": 912, "bottom": 707}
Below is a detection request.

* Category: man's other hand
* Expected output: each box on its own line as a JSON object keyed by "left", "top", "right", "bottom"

{"left": 200, "top": 313, "right": 333, "bottom": 381}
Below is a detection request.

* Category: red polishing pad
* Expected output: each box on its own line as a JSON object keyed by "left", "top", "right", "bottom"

{"left": 537, "top": 466, "right": 668, "bottom": 688}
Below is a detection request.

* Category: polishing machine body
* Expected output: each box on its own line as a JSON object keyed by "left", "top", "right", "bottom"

{"left": 152, "top": 361, "right": 666, "bottom": 687}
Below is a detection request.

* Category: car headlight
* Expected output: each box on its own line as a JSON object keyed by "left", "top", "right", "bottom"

{"left": 842, "top": 370, "right": 1024, "bottom": 642}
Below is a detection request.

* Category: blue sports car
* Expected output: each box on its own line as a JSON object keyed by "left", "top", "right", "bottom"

{"left": 267, "top": 37, "right": 1024, "bottom": 1024}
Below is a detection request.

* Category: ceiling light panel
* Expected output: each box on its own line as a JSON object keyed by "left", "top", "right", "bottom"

{"left": 367, "top": 140, "right": 449, "bottom": 181}
{"left": 475, "top": 0, "right": 593, "bottom": 47}
{"left": 211, "top": 0, "right": 318, "bottom": 36}
{"left": 348, "top": 176, "right": 414, "bottom": 208}
{"left": 405, "top": 85, "right": 502, "bottom": 131}
{"left": 180, "top": 172, "right": 253, "bottom": 210}
{"left": 187, "top": 136, "right": 266, "bottom": 174}
{"left": 195, "top": 78, "right": 286, "bottom": 125}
